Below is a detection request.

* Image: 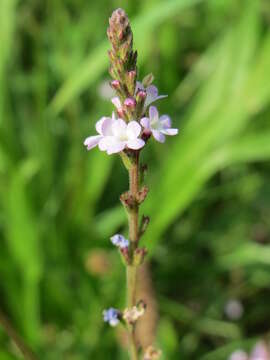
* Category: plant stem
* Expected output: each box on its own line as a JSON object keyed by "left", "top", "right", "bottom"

{"left": 0, "top": 308, "right": 38, "bottom": 360}
{"left": 126, "top": 151, "right": 140, "bottom": 360}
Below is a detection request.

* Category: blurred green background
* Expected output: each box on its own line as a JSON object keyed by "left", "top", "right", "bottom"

{"left": 1, "top": 0, "right": 270, "bottom": 359}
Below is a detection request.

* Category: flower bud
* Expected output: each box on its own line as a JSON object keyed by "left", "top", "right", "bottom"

{"left": 136, "top": 90, "right": 147, "bottom": 101}
{"left": 111, "top": 80, "right": 121, "bottom": 90}
{"left": 133, "top": 247, "right": 147, "bottom": 266}
{"left": 124, "top": 97, "right": 136, "bottom": 109}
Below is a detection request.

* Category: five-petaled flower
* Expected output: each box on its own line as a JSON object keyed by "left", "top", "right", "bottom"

{"left": 84, "top": 115, "right": 145, "bottom": 154}
{"left": 103, "top": 308, "right": 120, "bottom": 327}
{"left": 111, "top": 234, "right": 129, "bottom": 249}
{"left": 140, "top": 106, "right": 178, "bottom": 143}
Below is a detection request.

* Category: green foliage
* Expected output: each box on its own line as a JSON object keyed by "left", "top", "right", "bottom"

{"left": 0, "top": 0, "right": 270, "bottom": 359}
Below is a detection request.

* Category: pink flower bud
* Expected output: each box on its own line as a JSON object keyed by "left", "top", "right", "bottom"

{"left": 111, "top": 80, "right": 121, "bottom": 90}
{"left": 137, "top": 90, "right": 147, "bottom": 100}
{"left": 124, "top": 97, "right": 136, "bottom": 108}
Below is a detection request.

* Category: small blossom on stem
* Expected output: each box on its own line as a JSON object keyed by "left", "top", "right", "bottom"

{"left": 100, "top": 119, "right": 144, "bottom": 154}
{"left": 123, "top": 301, "right": 146, "bottom": 324}
{"left": 141, "top": 106, "right": 178, "bottom": 143}
{"left": 103, "top": 308, "right": 121, "bottom": 327}
{"left": 136, "top": 81, "right": 167, "bottom": 109}
{"left": 111, "top": 234, "right": 129, "bottom": 249}
{"left": 84, "top": 116, "right": 145, "bottom": 154}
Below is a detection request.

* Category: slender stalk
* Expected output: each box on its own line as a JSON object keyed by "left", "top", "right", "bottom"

{"left": 0, "top": 308, "right": 38, "bottom": 360}
{"left": 126, "top": 151, "right": 140, "bottom": 360}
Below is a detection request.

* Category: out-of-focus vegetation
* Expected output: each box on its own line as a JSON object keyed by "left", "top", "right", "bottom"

{"left": 0, "top": 0, "right": 270, "bottom": 359}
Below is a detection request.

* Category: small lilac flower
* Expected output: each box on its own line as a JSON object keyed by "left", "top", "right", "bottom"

{"left": 111, "top": 234, "right": 129, "bottom": 249}
{"left": 103, "top": 308, "right": 120, "bottom": 327}
{"left": 136, "top": 81, "right": 167, "bottom": 109}
{"left": 98, "top": 119, "right": 145, "bottom": 154}
{"left": 140, "top": 106, "right": 178, "bottom": 143}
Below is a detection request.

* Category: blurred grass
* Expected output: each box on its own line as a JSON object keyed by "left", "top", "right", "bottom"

{"left": 0, "top": 0, "right": 270, "bottom": 359}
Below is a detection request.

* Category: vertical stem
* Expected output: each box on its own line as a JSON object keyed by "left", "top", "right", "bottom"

{"left": 0, "top": 309, "right": 38, "bottom": 360}
{"left": 126, "top": 151, "right": 140, "bottom": 360}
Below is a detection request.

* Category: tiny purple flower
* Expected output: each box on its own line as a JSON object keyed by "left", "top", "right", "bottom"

{"left": 103, "top": 308, "right": 120, "bottom": 327}
{"left": 111, "top": 234, "right": 129, "bottom": 249}
{"left": 140, "top": 106, "right": 178, "bottom": 143}
{"left": 136, "top": 81, "right": 167, "bottom": 109}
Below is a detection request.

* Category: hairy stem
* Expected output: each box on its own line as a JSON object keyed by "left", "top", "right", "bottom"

{"left": 126, "top": 151, "right": 140, "bottom": 360}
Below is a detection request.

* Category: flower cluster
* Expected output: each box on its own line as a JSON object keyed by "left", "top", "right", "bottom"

{"left": 84, "top": 8, "right": 178, "bottom": 155}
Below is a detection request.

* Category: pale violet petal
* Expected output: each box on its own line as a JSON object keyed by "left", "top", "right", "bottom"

{"left": 98, "top": 137, "right": 113, "bottom": 151}
{"left": 152, "top": 130, "right": 165, "bottom": 143}
{"left": 96, "top": 117, "right": 110, "bottom": 134}
{"left": 140, "top": 117, "right": 150, "bottom": 129}
{"left": 112, "top": 119, "right": 127, "bottom": 138}
{"left": 161, "top": 128, "right": 178, "bottom": 136}
{"left": 111, "top": 96, "right": 122, "bottom": 110}
{"left": 83, "top": 135, "right": 102, "bottom": 150}
{"left": 159, "top": 115, "right": 171, "bottom": 128}
{"left": 146, "top": 85, "right": 158, "bottom": 98}
{"left": 156, "top": 94, "right": 168, "bottom": 101}
{"left": 126, "top": 138, "right": 145, "bottom": 150}
{"left": 107, "top": 140, "right": 126, "bottom": 154}
{"left": 101, "top": 118, "right": 114, "bottom": 136}
{"left": 149, "top": 106, "right": 159, "bottom": 122}
{"left": 126, "top": 121, "right": 141, "bottom": 139}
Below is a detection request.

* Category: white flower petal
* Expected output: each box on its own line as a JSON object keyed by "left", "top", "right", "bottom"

{"left": 111, "top": 96, "right": 122, "bottom": 110}
{"left": 161, "top": 128, "right": 178, "bottom": 136}
{"left": 126, "top": 121, "right": 141, "bottom": 139}
{"left": 107, "top": 140, "right": 126, "bottom": 154}
{"left": 152, "top": 130, "right": 165, "bottom": 143}
{"left": 83, "top": 135, "right": 102, "bottom": 150}
{"left": 159, "top": 115, "right": 171, "bottom": 128}
{"left": 140, "top": 117, "right": 150, "bottom": 129}
{"left": 126, "top": 138, "right": 145, "bottom": 150}
{"left": 98, "top": 137, "right": 112, "bottom": 151}
{"left": 112, "top": 119, "right": 127, "bottom": 138}
{"left": 149, "top": 106, "right": 159, "bottom": 122}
